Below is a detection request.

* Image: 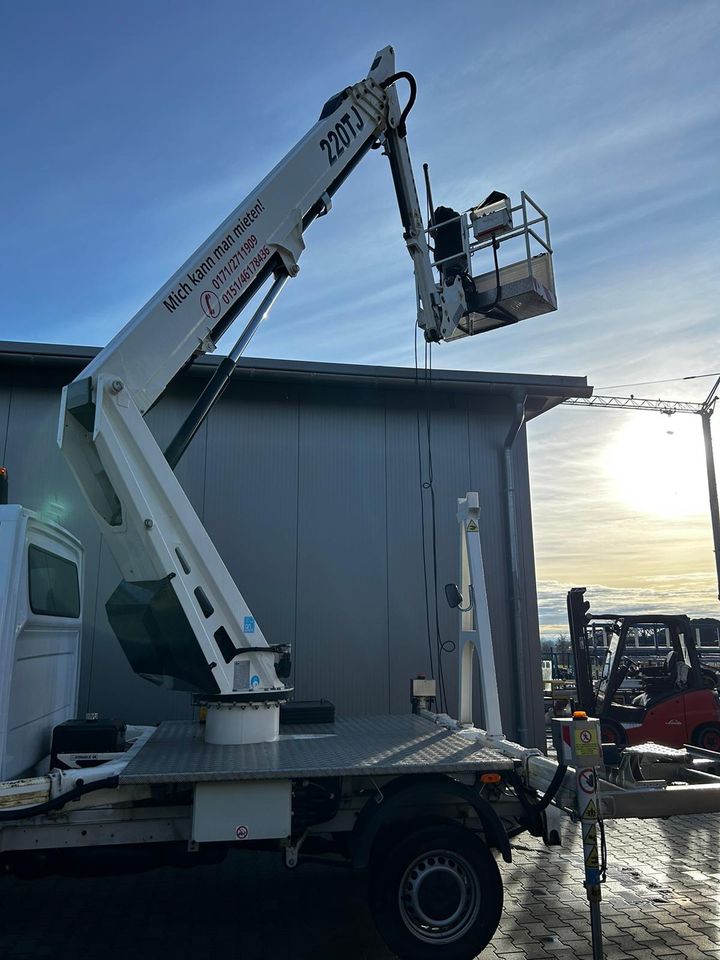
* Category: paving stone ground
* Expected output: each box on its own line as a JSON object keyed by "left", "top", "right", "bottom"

{"left": 0, "top": 813, "right": 718, "bottom": 959}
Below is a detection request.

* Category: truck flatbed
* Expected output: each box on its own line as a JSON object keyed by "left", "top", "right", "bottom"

{"left": 119, "top": 713, "right": 515, "bottom": 784}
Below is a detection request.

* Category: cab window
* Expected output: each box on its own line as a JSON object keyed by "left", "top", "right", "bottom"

{"left": 28, "top": 545, "right": 80, "bottom": 618}
{"left": 698, "top": 625, "right": 720, "bottom": 648}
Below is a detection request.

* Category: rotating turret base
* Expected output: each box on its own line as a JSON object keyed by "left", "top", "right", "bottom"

{"left": 198, "top": 691, "right": 289, "bottom": 745}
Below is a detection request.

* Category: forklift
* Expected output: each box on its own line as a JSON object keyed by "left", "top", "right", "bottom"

{"left": 567, "top": 588, "right": 720, "bottom": 750}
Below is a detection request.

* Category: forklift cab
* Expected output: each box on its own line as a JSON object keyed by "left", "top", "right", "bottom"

{"left": 567, "top": 589, "right": 720, "bottom": 750}
{"left": 595, "top": 616, "right": 702, "bottom": 718}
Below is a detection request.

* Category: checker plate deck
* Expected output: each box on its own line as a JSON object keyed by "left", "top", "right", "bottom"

{"left": 120, "top": 714, "right": 514, "bottom": 784}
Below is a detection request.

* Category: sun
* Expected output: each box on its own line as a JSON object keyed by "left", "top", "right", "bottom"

{"left": 604, "top": 414, "right": 710, "bottom": 518}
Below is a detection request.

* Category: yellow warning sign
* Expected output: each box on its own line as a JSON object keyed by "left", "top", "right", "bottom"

{"left": 467, "top": 520, "right": 478, "bottom": 532}
{"left": 582, "top": 799, "right": 598, "bottom": 821}
{"left": 584, "top": 845, "right": 599, "bottom": 868}
{"left": 584, "top": 824, "right": 597, "bottom": 843}
{"left": 573, "top": 725, "right": 600, "bottom": 759}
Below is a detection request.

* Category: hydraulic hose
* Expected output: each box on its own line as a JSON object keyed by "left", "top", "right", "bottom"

{"left": 380, "top": 71, "right": 417, "bottom": 137}
{"left": 508, "top": 762, "right": 568, "bottom": 815}
{"left": 0, "top": 775, "right": 120, "bottom": 822}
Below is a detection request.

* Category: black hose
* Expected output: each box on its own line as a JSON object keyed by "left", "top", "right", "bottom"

{"left": 483, "top": 233, "right": 516, "bottom": 326}
{"left": 508, "top": 762, "right": 568, "bottom": 815}
{"left": 532, "top": 762, "right": 569, "bottom": 813}
{"left": 380, "top": 71, "right": 417, "bottom": 138}
{"left": 0, "top": 775, "right": 119, "bottom": 822}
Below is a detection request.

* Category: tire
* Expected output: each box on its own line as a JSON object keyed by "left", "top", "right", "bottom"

{"left": 691, "top": 723, "right": 720, "bottom": 752}
{"left": 369, "top": 823, "right": 503, "bottom": 960}
{"left": 600, "top": 718, "right": 627, "bottom": 747}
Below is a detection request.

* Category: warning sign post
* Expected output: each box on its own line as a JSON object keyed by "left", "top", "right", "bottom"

{"left": 570, "top": 713, "right": 605, "bottom": 960}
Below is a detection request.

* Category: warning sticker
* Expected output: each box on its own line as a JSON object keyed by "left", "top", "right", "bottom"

{"left": 578, "top": 768, "right": 596, "bottom": 794}
{"left": 235, "top": 825, "right": 249, "bottom": 840}
{"left": 233, "top": 660, "right": 250, "bottom": 691}
{"left": 573, "top": 724, "right": 601, "bottom": 759}
{"left": 584, "top": 823, "right": 597, "bottom": 844}
{"left": 584, "top": 845, "right": 599, "bottom": 868}
{"left": 467, "top": 520, "right": 478, "bottom": 532}
{"left": 581, "top": 799, "right": 598, "bottom": 821}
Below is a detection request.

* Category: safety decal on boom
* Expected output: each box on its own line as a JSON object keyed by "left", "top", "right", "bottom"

{"left": 233, "top": 660, "right": 251, "bottom": 692}
{"left": 466, "top": 520, "right": 478, "bottom": 532}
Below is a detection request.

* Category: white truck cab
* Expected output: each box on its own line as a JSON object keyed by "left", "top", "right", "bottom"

{"left": 0, "top": 505, "right": 83, "bottom": 780}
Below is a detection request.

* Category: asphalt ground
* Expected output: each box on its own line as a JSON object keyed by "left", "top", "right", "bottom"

{"left": 1, "top": 812, "right": 719, "bottom": 959}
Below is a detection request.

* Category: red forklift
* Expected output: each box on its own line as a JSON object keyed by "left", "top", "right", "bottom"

{"left": 567, "top": 588, "right": 720, "bottom": 751}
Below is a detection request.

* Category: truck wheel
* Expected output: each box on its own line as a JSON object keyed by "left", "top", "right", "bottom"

{"left": 692, "top": 723, "right": 720, "bottom": 752}
{"left": 369, "top": 823, "right": 503, "bottom": 960}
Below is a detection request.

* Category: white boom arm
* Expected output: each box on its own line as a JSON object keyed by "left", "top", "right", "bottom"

{"left": 57, "top": 46, "right": 472, "bottom": 745}
{"left": 75, "top": 48, "right": 447, "bottom": 416}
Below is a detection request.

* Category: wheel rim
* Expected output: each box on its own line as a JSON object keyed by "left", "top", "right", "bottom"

{"left": 398, "top": 848, "right": 481, "bottom": 944}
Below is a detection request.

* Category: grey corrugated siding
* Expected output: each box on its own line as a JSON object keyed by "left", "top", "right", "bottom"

{"left": 1, "top": 358, "right": 556, "bottom": 746}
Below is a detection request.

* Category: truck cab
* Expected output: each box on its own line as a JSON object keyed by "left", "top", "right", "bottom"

{"left": 0, "top": 505, "right": 83, "bottom": 779}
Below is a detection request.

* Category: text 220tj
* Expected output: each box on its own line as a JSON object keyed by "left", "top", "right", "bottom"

{"left": 319, "top": 107, "right": 366, "bottom": 166}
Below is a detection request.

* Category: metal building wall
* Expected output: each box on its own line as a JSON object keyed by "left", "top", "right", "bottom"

{"left": 0, "top": 354, "right": 551, "bottom": 747}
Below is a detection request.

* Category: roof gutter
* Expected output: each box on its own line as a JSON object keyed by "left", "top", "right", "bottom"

{"left": 0, "top": 342, "right": 592, "bottom": 417}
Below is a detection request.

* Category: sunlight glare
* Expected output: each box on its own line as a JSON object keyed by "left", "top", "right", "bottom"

{"left": 604, "top": 415, "right": 709, "bottom": 517}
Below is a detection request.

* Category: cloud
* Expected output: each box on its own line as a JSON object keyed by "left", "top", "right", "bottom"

{"left": 537, "top": 573, "right": 719, "bottom": 638}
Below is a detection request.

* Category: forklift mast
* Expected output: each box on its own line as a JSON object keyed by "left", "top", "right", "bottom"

{"left": 566, "top": 587, "right": 596, "bottom": 711}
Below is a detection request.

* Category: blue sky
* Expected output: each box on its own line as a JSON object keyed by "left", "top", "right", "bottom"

{"left": 3, "top": 0, "right": 720, "bottom": 632}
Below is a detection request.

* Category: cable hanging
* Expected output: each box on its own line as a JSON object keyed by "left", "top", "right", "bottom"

{"left": 411, "top": 332, "right": 457, "bottom": 714}
{"left": 415, "top": 323, "right": 436, "bottom": 685}
{"left": 413, "top": 162, "right": 457, "bottom": 714}
{"left": 596, "top": 372, "right": 720, "bottom": 391}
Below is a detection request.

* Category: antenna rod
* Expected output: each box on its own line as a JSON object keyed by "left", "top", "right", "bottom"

{"left": 422, "top": 162, "right": 435, "bottom": 227}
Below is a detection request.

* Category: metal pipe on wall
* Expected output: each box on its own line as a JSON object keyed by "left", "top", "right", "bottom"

{"left": 504, "top": 392, "right": 530, "bottom": 744}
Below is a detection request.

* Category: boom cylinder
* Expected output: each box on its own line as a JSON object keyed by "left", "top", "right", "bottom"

{"left": 165, "top": 274, "right": 288, "bottom": 469}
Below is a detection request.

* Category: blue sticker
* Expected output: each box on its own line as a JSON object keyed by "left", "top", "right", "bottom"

{"left": 243, "top": 616, "right": 256, "bottom": 634}
{"left": 250, "top": 675, "right": 260, "bottom": 688}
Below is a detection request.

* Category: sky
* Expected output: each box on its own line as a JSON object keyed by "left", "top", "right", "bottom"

{"left": 2, "top": 0, "right": 719, "bottom": 637}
